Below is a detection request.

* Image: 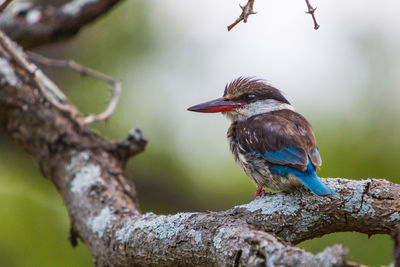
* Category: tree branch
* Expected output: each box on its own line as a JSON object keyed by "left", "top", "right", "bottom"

{"left": 228, "top": 0, "right": 321, "bottom": 31}
{"left": 0, "top": 30, "right": 80, "bottom": 118}
{"left": 28, "top": 52, "right": 121, "bottom": 124}
{"left": 0, "top": 29, "right": 398, "bottom": 266}
{"left": 227, "top": 0, "right": 256, "bottom": 32}
{"left": 234, "top": 178, "right": 400, "bottom": 244}
{"left": 305, "top": 0, "right": 320, "bottom": 30}
{"left": 0, "top": 0, "right": 13, "bottom": 13}
{"left": 0, "top": 0, "right": 123, "bottom": 48}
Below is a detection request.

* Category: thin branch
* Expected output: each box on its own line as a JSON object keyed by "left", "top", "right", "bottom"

{"left": 228, "top": 0, "right": 320, "bottom": 32}
{"left": 305, "top": 0, "right": 320, "bottom": 30}
{"left": 0, "top": 0, "right": 12, "bottom": 13}
{"left": 28, "top": 52, "right": 121, "bottom": 124}
{"left": 227, "top": 0, "right": 256, "bottom": 31}
{"left": 0, "top": 30, "right": 79, "bottom": 118}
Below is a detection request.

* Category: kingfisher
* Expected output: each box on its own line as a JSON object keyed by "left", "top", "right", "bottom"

{"left": 188, "top": 77, "right": 334, "bottom": 198}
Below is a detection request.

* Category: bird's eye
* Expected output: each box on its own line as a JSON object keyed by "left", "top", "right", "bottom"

{"left": 246, "top": 94, "right": 256, "bottom": 101}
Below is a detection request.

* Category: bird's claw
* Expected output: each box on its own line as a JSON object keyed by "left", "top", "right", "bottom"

{"left": 254, "top": 187, "right": 265, "bottom": 198}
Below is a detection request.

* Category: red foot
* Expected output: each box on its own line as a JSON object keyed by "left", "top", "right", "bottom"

{"left": 254, "top": 186, "right": 265, "bottom": 198}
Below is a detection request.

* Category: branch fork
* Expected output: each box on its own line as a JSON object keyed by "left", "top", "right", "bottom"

{"left": 227, "top": 0, "right": 256, "bottom": 31}
{"left": 28, "top": 52, "right": 121, "bottom": 125}
{"left": 305, "top": 0, "right": 320, "bottom": 30}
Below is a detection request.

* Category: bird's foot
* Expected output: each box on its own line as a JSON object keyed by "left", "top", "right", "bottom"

{"left": 254, "top": 186, "right": 265, "bottom": 198}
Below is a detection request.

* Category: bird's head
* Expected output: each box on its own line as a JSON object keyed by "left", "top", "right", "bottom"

{"left": 188, "top": 77, "right": 294, "bottom": 121}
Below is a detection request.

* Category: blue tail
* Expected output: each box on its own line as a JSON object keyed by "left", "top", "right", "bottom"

{"left": 270, "top": 158, "right": 334, "bottom": 196}
{"left": 296, "top": 170, "right": 334, "bottom": 196}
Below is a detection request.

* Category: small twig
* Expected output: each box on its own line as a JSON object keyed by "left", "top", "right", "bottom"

{"left": 0, "top": 30, "right": 78, "bottom": 117}
{"left": 28, "top": 52, "right": 121, "bottom": 125}
{"left": 227, "top": 0, "right": 256, "bottom": 31}
{"left": 305, "top": 0, "right": 320, "bottom": 30}
{"left": 0, "top": 0, "right": 13, "bottom": 13}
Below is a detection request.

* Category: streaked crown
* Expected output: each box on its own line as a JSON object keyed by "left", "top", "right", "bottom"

{"left": 223, "top": 77, "right": 290, "bottom": 105}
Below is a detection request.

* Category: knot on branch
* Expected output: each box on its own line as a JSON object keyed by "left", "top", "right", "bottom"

{"left": 111, "top": 128, "right": 147, "bottom": 162}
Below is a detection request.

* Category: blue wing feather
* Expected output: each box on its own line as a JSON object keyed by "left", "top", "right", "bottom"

{"left": 232, "top": 112, "right": 331, "bottom": 195}
{"left": 309, "top": 147, "right": 322, "bottom": 168}
{"left": 251, "top": 146, "right": 306, "bottom": 167}
{"left": 270, "top": 158, "right": 334, "bottom": 196}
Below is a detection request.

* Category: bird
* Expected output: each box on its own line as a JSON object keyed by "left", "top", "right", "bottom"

{"left": 187, "top": 77, "right": 334, "bottom": 198}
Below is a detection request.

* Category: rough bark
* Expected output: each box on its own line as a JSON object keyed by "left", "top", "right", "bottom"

{"left": 0, "top": 0, "right": 122, "bottom": 48}
{"left": 237, "top": 178, "right": 400, "bottom": 244}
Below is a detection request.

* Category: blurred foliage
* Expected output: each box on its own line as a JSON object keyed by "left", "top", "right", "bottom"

{"left": 0, "top": 134, "right": 93, "bottom": 266}
{"left": 1, "top": 0, "right": 399, "bottom": 266}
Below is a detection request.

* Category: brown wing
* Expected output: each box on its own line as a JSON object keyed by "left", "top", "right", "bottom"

{"left": 234, "top": 110, "right": 321, "bottom": 171}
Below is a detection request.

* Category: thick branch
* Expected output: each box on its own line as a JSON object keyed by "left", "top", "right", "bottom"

{"left": 0, "top": 31, "right": 397, "bottom": 266}
{"left": 231, "top": 178, "right": 400, "bottom": 244}
{"left": 0, "top": 0, "right": 122, "bottom": 48}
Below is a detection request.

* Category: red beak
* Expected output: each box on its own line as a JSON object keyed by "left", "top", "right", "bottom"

{"left": 187, "top": 97, "right": 242, "bottom": 113}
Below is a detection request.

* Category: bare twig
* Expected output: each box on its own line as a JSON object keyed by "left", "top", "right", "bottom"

{"left": 0, "top": 0, "right": 12, "bottom": 13}
{"left": 227, "top": 0, "right": 256, "bottom": 31}
{"left": 0, "top": 30, "right": 78, "bottom": 118}
{"left": 28, "top": 52, "right": 121, "bottom": 125}
{"left": 227, "top": 0, "right": 320, "bottom": 31}
{"left": 305, "top": 0, "right": 320, "bottom": 30}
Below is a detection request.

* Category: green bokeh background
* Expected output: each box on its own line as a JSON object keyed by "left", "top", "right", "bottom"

{"left": 1, "top": 1, "right": 399, "bottom": 266}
